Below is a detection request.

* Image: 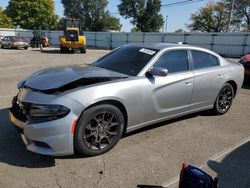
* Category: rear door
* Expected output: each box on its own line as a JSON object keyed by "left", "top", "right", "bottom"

{"left": 190, "top": 50, "right": 227, "bottom": 109}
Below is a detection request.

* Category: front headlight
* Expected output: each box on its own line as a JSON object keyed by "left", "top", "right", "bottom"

{"left": 27, "top": 104, "right": 70, "bottom": 122}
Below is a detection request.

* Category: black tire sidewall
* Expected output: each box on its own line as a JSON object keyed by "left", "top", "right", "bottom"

{"left": 214, "top": 83, "right": 234, "bottom": 115}
{"left": 74, "top": 104, "right": 124, "bottom": 156}
{"left": 80, "top": 47, "right": 86, "bottom": 53}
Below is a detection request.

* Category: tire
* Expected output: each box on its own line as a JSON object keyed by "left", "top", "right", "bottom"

{"left": 24, "top": 47, "right": 28, "bottom": 50}
{"left": 60, "top": 45, "right": 66, "bottom": 53}
{"left": 74, "top": 104, "right": 125, "bottom": 156}
{"left": 212, "top": 83, "right": 234, "bottom": 115}
{"left": 80, "top": 46, "right": 86, "bottom": 54}
{"left": 8, "top": 44, "right": 11, "bottom": 49}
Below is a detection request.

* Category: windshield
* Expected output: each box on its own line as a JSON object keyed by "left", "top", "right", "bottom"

{"left": 94, "top": 46, "right": 159, "bottom": 76}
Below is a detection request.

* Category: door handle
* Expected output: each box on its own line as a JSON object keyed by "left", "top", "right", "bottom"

{"left": 185, "top": 80, "right": 192, "bottom": 85}
{"left": 218, "top": 74, "right": 224, "bottom": 77}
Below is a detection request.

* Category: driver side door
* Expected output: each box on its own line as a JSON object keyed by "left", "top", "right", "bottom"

{"left": 141, "top": 50, "right": 194, "bottom": 123}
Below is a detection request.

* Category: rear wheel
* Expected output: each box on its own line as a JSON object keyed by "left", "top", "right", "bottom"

{"left": 212, "top": 83, "right": 234, "bottom": 115}
{"left": 80, "top": 46, "right": 86, "bottom": 54}
{"left": 74, "top": 104, "right": 124, "bottom": 156}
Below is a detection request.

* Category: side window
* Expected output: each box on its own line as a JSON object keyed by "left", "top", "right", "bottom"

{"left": 191, "top": 50, "right": 212, "bottom": 69}
{"left": 210, "top": 55, "right": 219, "bottom": 66}
{"left": 153, "top": 50, "right": 189, "bottom": 73}
{"left": 192, "top": 51, "right": 219, "bottom": 69}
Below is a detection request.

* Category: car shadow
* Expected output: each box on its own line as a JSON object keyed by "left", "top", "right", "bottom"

{"left": 124, "top": 113, "right": 199, "bottom": 138}
{"left": 137, "top": 185, "right": 165, "bottom": 188}
{"left": 0, "top": 104, "right": 237, "bottom": 169}
{"left": 32, "top": 49, "right": 80, "bottom": 54}
{"left": 0, "top": 48, "right": 26, "bottom": 50}
{"left": 0, "top": 108, "right": 55, "bottom": 168}
{"left": 242, "top": 77, "right": 250, "bottom": 89}
{"left": 207, "top": 142, "right": 250, "bottom": 187}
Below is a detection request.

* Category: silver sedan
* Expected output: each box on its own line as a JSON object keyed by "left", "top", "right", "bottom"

{"left": 9, "top": 43, "right": 244, "bottom": 156}
{"left": 1, "top": 36, "right": 29, "bottom": 49}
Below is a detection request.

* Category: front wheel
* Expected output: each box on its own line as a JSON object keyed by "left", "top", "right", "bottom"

{"left": 74, "top": 104, "right": 124, "bottom": 156}
{"left": 60, "top": 45, "right": 68, "bottom": 53}
{"left": 212, "top": 83, "right": 234, "bottom": 115}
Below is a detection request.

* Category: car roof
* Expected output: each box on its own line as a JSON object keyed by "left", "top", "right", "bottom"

{"left": 126, "top": 42, "right": 222, "bottom": 58}
{"left": 126, "top": 43, "right": 187, "bottom": 50}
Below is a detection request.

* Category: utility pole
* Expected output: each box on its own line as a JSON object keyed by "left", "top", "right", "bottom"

{"left": 165, "top": 15, "right": 168, "bottom": 33}
{"left": 226, "top": 0, "right": 235, "bottom": 32}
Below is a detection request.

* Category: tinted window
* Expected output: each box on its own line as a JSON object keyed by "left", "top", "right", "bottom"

{"left": 153, "top": 50, "right": 189, "bottom": 73}
{"left": 94, "top": 46, "right": 158, "bottom": 76}
{"left": 192, "top": 50, "right": 218, "bottom": 69}
{"left": 211, "top": 55, "right": 219, "bottom": 66}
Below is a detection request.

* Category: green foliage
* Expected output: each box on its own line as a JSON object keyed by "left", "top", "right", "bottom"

{"left": 175, "top": 28, "right": 185, "bottom": 33}
{"left": 6, "top": 0, "right": 60, "bottom": 30}
{"left": 0, "top": 6, "right": 14, "bottom": 28}
{"left": 103, "top": 12, "right": 122, "bottom": 31}
{"left": 61, "top": 0, "right": 121, "bottom": 31}
{"left": 118, "top": 0, "right": 164, "bottom": 32}
{"left": 131, "top": 27, "right": 141, "bottom": 32}
{"left": 224, "top": 0, "right": 250, "bottom": 31}
{"left": 187, "top": 2, "right": 228, "bottom": 32}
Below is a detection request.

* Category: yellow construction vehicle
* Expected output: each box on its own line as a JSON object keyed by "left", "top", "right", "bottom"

{"left": 59, "top": 18, "right": 86, "bottom": 53}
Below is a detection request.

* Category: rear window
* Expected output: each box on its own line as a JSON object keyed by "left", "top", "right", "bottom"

{"left": 211, "top": 55, "right": 219, "bottom": 66}
{"left": 191, "top": 50, "right": 219, "bottom": 69}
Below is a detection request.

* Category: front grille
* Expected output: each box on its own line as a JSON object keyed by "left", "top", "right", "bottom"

{"left": 10, "top": 96, "right": 28, "bottom": 123}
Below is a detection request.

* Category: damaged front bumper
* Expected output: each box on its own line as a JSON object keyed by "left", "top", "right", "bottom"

{"left": 9, "top": 88, "right": 84, "bottom": 156}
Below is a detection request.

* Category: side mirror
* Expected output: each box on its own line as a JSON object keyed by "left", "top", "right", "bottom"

{"left": 147, "top": 67, "right": 168, "bottom": 77}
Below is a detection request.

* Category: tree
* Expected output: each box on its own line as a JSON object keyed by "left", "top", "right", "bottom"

{"left": 0, "top": 6, "right": 14, "bottom": 28}
{"left": 61, "top": 0, "right": 121, "bottom": 31}
{"left": 175, "top": 28, "right": 185, "bottom": 33}
{"left": 103, "top": 12, "right": 122, "bottom": 31}
{"left": 118, "top": 0, "right": 164, "bottom": 32}
{"left": 224, "top": 0, "right": 250, "bottom": 31}
{"left": 131, "top": 27, "right": 141, "bottom": 32}
{"left": 187, "top": 2, "right": 228, "bottom": 32}
{"left": 6, "top": 0, "right": 59, "bottom": 30}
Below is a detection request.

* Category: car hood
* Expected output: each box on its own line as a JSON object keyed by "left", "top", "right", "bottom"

{"left": 24, "top": 65, "right": 128, "bottom": 91}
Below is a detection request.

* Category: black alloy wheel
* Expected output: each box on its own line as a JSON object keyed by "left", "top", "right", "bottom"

{"left": 75, "top": 104, "right": 124, "bottom": 156}
{"left": 213, "top": 83, "right": 234, "bottom": 115}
